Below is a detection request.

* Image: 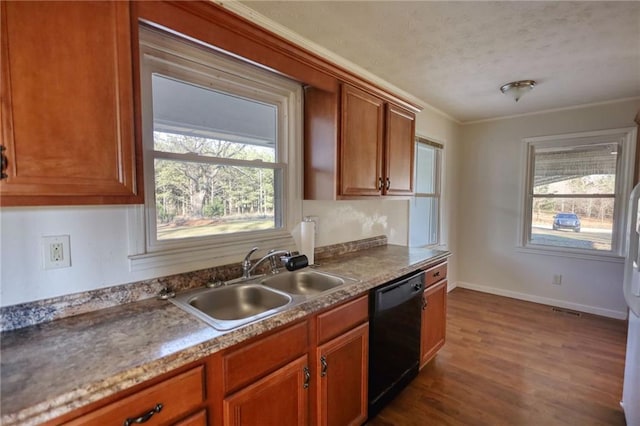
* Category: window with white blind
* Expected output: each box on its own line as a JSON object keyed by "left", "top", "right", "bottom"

{"left": 521, "top": 128, "right": 636, "bottom": 258}
{"left": 410, "top": 138, "right": 443, "bottom": 247}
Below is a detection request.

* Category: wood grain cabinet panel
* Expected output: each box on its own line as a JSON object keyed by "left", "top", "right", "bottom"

{"left": 222, "top": 321, "right": 308, "bottom": 394}
{"left": 384, "top": 104, "right": 415, "bottom": 196}
{"left": 316, "top": 295, "right": 368, "bottom": 344}
{"left": 339, "top": 84, "right": 385, "bottom": 196}
{"left": 424, "top": 262, "right": 448, "bottom": 288}
{"left": 63, "top": 366, "right": 205, "bottom": 426}
{"left": 174, "top": 410, "right": 208, "bottom": 426}
{"left": 316, "top": 322, "right": 369, "bottom": 426}
{"left": 0, "top": 1, "right": 140, "bottom": 205}
{"left": 215, "top": 321, "right": 310, "bottom": 426}
{"left": 420, "top": 279, "right": 447, "bottom": 369}
{"left": 223, "top": 356, "right": 309, "bottom": 426}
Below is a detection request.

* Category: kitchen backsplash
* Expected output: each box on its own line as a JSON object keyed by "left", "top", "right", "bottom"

{"left": 0, "top": 236, "right": 387, "bottom": 332}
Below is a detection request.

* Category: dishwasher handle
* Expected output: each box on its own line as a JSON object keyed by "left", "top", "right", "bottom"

{"left": 371, "top": 271, "right": 424, "bottom": 315}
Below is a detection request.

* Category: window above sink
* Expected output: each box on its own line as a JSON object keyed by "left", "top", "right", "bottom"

{"left": 128, "top": 27, "right": 303, "bottom": 275}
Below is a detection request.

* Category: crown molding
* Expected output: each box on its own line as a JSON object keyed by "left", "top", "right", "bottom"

{"left": 463, "top": 96, "right": 640, "bottom": 126}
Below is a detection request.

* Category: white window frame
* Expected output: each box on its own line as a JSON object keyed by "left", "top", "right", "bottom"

{"left": 410, "top": 137, "right": 443, "bottom": 247}
{"left": 127, "top": 27, "right": 302, "bottom": 273}
{"left": 518, "top": 127, "right": 637, "bottom": 261}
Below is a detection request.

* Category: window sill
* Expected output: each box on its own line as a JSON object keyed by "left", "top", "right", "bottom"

{"left": 515, "top": 245, "right": 624, "bottom": 263}
{"left": 128, "top": 231, "right": 297, "bottom": 274}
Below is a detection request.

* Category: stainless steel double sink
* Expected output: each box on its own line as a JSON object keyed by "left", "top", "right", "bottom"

{"left": 170, "top": 269, "right": 357, "bottom": 330}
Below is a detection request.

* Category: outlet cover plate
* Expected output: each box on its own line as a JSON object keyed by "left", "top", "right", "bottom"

{"left": 43, "top": 235, "right": 71, "bottom": 269}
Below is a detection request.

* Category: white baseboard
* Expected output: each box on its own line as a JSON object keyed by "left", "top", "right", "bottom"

{"left": 447, "top": 281, "right": 458, "bottom": 293}
{"left": 455, "top": 281, "right": 627, "bottom": 320}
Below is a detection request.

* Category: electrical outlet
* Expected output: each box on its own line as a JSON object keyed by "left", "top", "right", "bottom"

{"left": 43, "top": 235, "right": 71, "bottom": 269}
{"left": 50, "top": 243, "right": 64, "bottom": 262}
{"left": 552, "top": 274, "right": 562, "bottom": 285}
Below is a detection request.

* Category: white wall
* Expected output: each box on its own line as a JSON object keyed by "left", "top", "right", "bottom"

{"left": 1, "top": 206, "right": 136, "bottom": 306}
{"left": 302, "top": 199, "right": 409, "bottom": 247}
{"left": 0, "top": 200, "right": 411, "bottom": 307}
{"left": 457, "top": 99, "right": 640, "bottom": 318}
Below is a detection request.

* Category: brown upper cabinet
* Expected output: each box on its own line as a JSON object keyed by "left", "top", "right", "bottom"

{"left": 0, "top": 0, "right": 420, "bottom": 206}
{"left": 0, "top": 1, "right": 141, "bottom": 206}
{"left": 340, "top": 84, "right": 385, "bottom": 196}
{"left": 385, "top": 103, "right": 416, "bottom": 196}
{"left": 305, "top": 83, "right": 416, "bottom": 199}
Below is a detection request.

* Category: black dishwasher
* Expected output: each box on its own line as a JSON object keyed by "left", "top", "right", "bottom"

{"left": 368, "top": 270, "right": 424, "bottom": 418}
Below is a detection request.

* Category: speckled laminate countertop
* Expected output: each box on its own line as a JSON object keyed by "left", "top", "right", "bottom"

{"left": 0, "top": 245, "right": 449, "bottom": 426}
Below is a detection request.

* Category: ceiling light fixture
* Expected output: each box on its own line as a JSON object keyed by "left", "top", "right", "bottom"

{"left": 500, "top": 80, "right": 536, "bottom": 102}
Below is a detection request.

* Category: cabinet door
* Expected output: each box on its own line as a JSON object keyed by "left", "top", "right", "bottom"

{"left": 0, "top": 1, "right": 139, "bottom": 205}
{"left": 384, "top": 104, "right": 415, "bottom": 195}
{"left": 317, "top": 322, "right": 368, "bottom": 426}
{"left": 340, "top": 84, "right": 384, "bottom": 196}
{"left": 223, "top": 356, "right": 309, "bottom": 426}
{"left": 420, "top": 280, "right": 447, "bottom": 368}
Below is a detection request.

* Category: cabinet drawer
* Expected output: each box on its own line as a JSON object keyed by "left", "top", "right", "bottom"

{"left": 174, "top": 409, "right": 208, "bottom": 426}
{"left": 64, "top": 366, "right": 205, "bottom": 426}
{"left": 424, "top": 262, "right": 447, "bottom": 288}
{"left": 317, "top": 295, "right": 368, "bottom": 344}
{"left": 223, "top": 321, "right": 308, "bottom": 394}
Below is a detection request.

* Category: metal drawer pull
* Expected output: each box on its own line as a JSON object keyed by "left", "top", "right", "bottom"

{"left": 320, "top": 356, "right": 328, "bottom": 377}
{"left": 433, "top": 271, "right": 440, "bottom": 278}
{"left": 123, "top": 403, "right": 163, "bottom": 426}
{"left": 385, "top": 177, "right": 390, "bottom": 191}
{"left": 1, "top": 146, "right": 8, "bottom": 180}
{"left": 303, "top": 366, "right": 310, "bottom": 389}
{"left": 378, "top": 177, "right": 383, "bottom": 191}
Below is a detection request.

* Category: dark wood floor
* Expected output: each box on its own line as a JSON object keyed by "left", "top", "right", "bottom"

{"left": 367, "top": 288, "right": 628, "bottom": 426}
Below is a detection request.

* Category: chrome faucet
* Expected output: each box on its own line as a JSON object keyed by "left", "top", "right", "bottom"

{"left": 242, "top": 247, "right": 260, "bottom": 278}
{"left": 242, "top": 247, "right": 291, "bottom": 279}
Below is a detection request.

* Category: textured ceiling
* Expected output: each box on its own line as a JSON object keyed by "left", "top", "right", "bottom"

{"left": 239, "top": 1, "right": 640, "bottom": 123}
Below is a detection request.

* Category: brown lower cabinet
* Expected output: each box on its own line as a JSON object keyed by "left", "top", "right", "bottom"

{"left": 223, "top": 356, "right": 309, "bottom": 426}
{"left": 60, "top": 365, "right": 207, "bottom": 426}
{"left": 51, "top": 295, "right": 374, "bottom": 426}
{"left": 47, "top": 277, "right": 455, "bottom": 426}
{"left": 314, "top": 296, "right": 369, "bottom": 426}
{"left": 316, "top": 323, "right": 368, "bottom": 426}
{"left": 215, "top": 294, "right": 369, "bottom": 426}
{"left": 420, "top": 262, "right": 448, "bottom": 369}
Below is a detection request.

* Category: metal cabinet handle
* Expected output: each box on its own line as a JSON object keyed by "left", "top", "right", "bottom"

{"left": 1, "top": 146, "right": 8, "bottom": 180}
{"left": 385, "top": 177, "right": 390, "bottom": 191}
{"left": 303, "top": 366, "right": 310, "bottom": 389}
{"left": 422, "top": 296, "right": 427, "bottom": 310}
{"left": 123, "top": 403, "right": 163, "bottom": 426}
{"left": 320, "top": 356, "right": 328, "bottom": 377}
{"left": 377, "top": 177, "right": 383, "bottom": 191}
{"left": 434, "top": 271, "right": 441, "bottom": 278}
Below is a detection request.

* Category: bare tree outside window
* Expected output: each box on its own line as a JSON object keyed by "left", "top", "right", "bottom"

{"left": 153, "top": 133, "right": 279, "bottom": 240}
